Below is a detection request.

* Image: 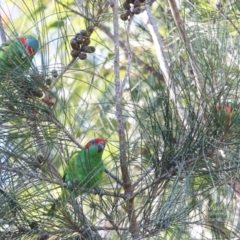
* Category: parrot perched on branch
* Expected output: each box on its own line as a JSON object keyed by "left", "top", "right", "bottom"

{"left": 0, "top": 35, "right": 39, "bottom": 71}
{"left": 63, "top": 138, "right": 106, "bottom": 195}
{"left": 0, "top": 35, "right": 54, "bottom": 105}
{"left": 216, "top": 102, "right": 240, "bottom": 129}
{"left": 48, "top": 138, "right": 106, "bottom": 215}
{"left": 216, "top": 102, "right": 234, "bottom": 114}
{"left": 215, "top": 102, "right": 240, "bottom": 129}
{"left": 216, "top": 102, "right": 234, "bottom": 127}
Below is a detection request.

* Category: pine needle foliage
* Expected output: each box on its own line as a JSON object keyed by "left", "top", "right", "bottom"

{"left": 0, "top": 0, "right": 240, "bottom": 239}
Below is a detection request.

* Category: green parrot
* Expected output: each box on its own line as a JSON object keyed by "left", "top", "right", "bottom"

{"left": 216, "top": 102, "right": 233, "bottom": 128}
{"left": 216, "top": 102, "right": 240, "bottom": 129}
{"left": 48, "top": 138, "right": 106, "bottom": 215}
{"left": 0, "top": 35, "right": 54, "bottom": 105}
{"left": 0, "top": 35, "right": 39, "bottom": 72}
{"left": 63, "top": 138, "right": 106, "bottom": 195}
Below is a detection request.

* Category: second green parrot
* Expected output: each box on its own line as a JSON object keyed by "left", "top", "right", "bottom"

{"left": 215, "top": 102, "right": 240, "bottom": 128}
{"left": 0, "top": 35, "right": 39, "bottom": 72}
{"left": 0, "top": 35, "right": 54, "bottom": 105}
{"left": 216, "top": 102, "right": 233, "bottom": 128}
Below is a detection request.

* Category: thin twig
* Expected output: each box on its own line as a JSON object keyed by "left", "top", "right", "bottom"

{"left": 49, "top": 58, "right": 77, "bottom": 90}
{"left": 105, "top": 168, "right": 124, "bottom": 186}
{"left": 120, "top": 18, "right": 132, "bottom": 95}
{"left": 132, "top": 167, "right": 152, "bottom": 188}
{"left": 168, "top": 0, "right": 204, "bottom": 100}
{"left": 216, "top": 5, "right": 240, "bottom": 35}
{"left": 49, "top": 115, "right": 84, "bottom": 149}
{"left": 144, "top": 4, "right": 186, "bottom": 126}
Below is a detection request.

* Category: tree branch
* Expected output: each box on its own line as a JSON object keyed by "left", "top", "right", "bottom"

{"left": 0, "top": 13, "right": 6, "bottom": 43}
{"left": 144, "top": 4, "right": 186, "bottom": 126}
{"left": 49, "top": 115, "right": 84, "bottom": 149}
{"left": 120, "top": 17, "right": 132, "bottom": 95}
{"left": 110, "top": 1, "right": 139, "bottom": 238}
{"left": 168, "top": 0, "right": 204, "bottom": 101}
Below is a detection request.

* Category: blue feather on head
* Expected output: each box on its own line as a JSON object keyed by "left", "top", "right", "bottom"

{"left": 19, "top": 35, "right": 39, "bottom": 56}
{"left": 25, "top": 35, "right": 39, "bottom": 53}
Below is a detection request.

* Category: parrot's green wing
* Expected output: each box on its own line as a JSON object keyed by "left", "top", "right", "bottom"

{"left": 64, "top": 145, "right": 104, "bottom": 192}
{"left": 0, "top": 39, "right": 16, "bottom": 71}
{"left": 0, "top": 39, "right": 12, "bottom": 50}
{"left": 48, "top": 139, "right": 105, "bottom": 216}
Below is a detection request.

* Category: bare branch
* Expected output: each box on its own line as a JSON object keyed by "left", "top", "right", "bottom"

{"left": 168, "top": 0, "right": 204, "bottom": 99}
{"left": 49, "top": 115, "right": 84, "bottom": 149}
{"left": 144, "top": 5, "right": 186, "bottom": 126}
{"left": 105, "top": 168, "right": 124, "bottom": 186}
{"left": 111, "top": 0, "right": 139, "bottom": 238}
{"left": 120, "top": 18, "right": 132, "bottom": 95}
{"left": 132, "top": 167, "right": 152, "bottom": 189}
{"left": 0, "top": 13, "right": 6, "bottom": 43}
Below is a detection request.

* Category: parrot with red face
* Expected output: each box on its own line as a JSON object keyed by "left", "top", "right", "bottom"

{"left": 216, "top": 102, "right": 234, "bottom": 128}
{"left": 48, "top": 138, "right": 106, "bottom": 215}
{"left": 0, "top": 35, "right": 54, "bottom": 105}
{"left": 63, "top": 138, "right": 106, "bottom": 196}
{"left": 0, "top": 35, "right": 39, "bottom": 72}
{"left": 216, "top": 102, "right": 234, "bottom": 114}
{"left": 216, "top": 102, "right": 240, "bottom": 129}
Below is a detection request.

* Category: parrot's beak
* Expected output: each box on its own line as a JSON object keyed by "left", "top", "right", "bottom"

{"left": 98, "top": 142, "right": 105, "bottom": 152}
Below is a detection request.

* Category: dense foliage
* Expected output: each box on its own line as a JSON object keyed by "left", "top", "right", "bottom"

{"left": 0, "top": 0, "right": 240, "bottom": 239}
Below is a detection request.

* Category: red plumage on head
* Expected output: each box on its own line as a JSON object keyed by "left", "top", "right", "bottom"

{"left": 20, "top": 37, "right": 27, "bottom": 45}
{"left": 26, "top": 45, "right": 34, "bottom": 55}
{"left": 216, "top": 103, "right": 234, "bottom": 114}
{"left": 19, "top": 37, "right": 36, "bottom": 56}
{"left": 85, "top": 138, "right": 106, "bottom": 149}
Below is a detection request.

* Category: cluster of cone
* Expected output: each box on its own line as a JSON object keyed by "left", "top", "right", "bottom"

{"left": 17, "top": 70, "right": 57, "bottom": 106}
{"left": 121, "top": 0, "right": 145, "bottom": 21}
{"left": 40, "top": 70, "right": 57, "bottom": 106}
{"left": 70, "top": 26, "right": 95, "bottom": 60}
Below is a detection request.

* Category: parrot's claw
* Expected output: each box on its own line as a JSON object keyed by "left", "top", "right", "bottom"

{"left": 65, "top": 180, "right": 81, "bottom": 191}
{"left": 65, "top": 181, "right": 73, "bottom": 189}
{"left": 93, "top": 187, "right": 104, "bottom": 196}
